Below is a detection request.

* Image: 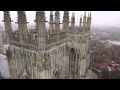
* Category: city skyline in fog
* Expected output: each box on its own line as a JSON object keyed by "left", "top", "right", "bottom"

{"left": 0, "top": 11, "right": 120, "bottom": 27}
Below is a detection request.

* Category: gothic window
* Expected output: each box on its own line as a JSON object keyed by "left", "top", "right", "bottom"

{"left": 69, "top": 48, "right": 76, "bottom": 78}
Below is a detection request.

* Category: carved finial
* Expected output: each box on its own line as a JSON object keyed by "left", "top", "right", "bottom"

{"left": 3, "top": 11, "right": 12, "bottom": 22}
{"left": 63, "top": 11, "right": 69, "bottom": 23}
{"left": 55, "top": 11, "right": 60, "bottom": 23}
{"left": 50, "top": 11, "right": 53, "bottom": 19}
{"left": 35, "top": 11, "right": 46, "bottom": 22}
{"left": 17, "top": 11, "right": 27, "bottom": 24}
{"left": 84, "top": 11, "right": 86, "bottom": 18}
{"left": 90, "top": 11, "right": 92, "bottom": 23}
{"left": 90, "top": 11, "right": 91, "bottom": 17}
{"left": 88, "top": 12, "right": 89, "bottom": 18}
{"left": 50, "top": 11, "right": 53, "bottom": 15}
{"left": 72, "top": 12, "right": 75, "bottom": 17}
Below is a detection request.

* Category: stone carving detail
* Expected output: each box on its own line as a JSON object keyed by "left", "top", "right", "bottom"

{"left": 82, "top": 36, "right": 86, "bottom": 43}
{"left": 6, "top": 47, "right": 12, "bottom": 60}
{"left": 4, "top": 11, "right": 91, "bottom": 79}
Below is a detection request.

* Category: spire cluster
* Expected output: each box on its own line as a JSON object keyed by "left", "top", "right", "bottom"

{"left": 3, "top": 11, "right": 92, "bottom": 49}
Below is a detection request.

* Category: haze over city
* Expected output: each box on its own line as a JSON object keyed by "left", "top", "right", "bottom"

{"left": 0, "top": 11, "right": 120, "bottom": 27}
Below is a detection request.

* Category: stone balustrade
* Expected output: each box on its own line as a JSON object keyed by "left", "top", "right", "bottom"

{"left": 8, "top": 30, "right": 68, "bottom": 49}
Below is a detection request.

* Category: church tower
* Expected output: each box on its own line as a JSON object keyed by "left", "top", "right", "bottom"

{"left": 3, "top": 11, "right": 12, "bottom": 43}
{"left": 65, "top": 11, "right": 92, "bottom": 79}
{"left": 4, "top": 11, "right": 92, "bottom": 79}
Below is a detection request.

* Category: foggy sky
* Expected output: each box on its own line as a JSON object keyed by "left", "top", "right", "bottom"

{"left": 0, "top": 11, "right": 120, "bottom": 27}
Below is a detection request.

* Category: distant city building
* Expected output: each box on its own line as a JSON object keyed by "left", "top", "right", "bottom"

{"left": 3, "top": 11, "right": 92, "bottom": 79}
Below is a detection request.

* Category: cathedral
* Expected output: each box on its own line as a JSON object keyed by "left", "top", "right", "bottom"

{"left": 3, "top": 11, "right": 92, "bottom": 79}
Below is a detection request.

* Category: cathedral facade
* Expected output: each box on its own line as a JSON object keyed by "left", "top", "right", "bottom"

{"left": 3, "top": 11, "right": 92, "bottom": 79}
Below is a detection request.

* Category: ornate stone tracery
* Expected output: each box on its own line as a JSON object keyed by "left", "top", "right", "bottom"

{"left": 4, "top": 11, "right": 92, "bottom": 79}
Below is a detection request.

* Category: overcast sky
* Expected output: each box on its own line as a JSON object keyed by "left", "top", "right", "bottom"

{"left": 0, "top": 11, "right": 120, "bottom": 27}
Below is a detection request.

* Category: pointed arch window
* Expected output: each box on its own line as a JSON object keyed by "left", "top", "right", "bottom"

{"left": 69, "top": 48, "right": 76, "bottom": 78}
